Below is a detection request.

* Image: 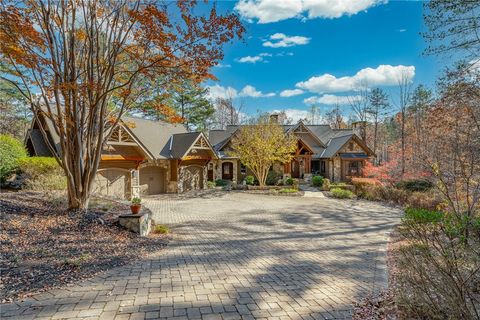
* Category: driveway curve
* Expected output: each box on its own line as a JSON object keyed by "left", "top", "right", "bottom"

{"left": 1, "top": 192, "right": 401, "bottom": 320}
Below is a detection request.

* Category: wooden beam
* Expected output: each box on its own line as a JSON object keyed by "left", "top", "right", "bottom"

{"left": 101, "top": 155, "right": 144, "bottom": 161}
{"left": 106, "top": 141, "right": 138, "bottom": 146}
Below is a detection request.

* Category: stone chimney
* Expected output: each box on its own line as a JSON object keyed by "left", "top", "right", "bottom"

{"left": 351, "top": 121, "right": 367, "bottom": 142}
{"left": 269, "top": 113, "right": 279, "bottom": 124}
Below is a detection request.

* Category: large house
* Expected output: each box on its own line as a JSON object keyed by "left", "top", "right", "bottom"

{"left": 26, "top": 113, "right": 374, "bottom": 199}
{"left": 208, "top": 120, "right": 375, "bottom": 185}
{"left": 26, "top": 112, "right": 217, "bottom": 199}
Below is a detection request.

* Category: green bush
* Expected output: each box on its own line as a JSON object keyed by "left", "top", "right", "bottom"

{"left": 215, "top": 179, "right": 228, "bottom": 186}
{"left": 331, "top": 188, "right": 354, "bottom": 199}
{"left": 153, "top": 224, "right": 169, "bottom": 234}
{"left": 311, "top": 175, "right": 324, "bottom": 187}
{"left": 396, "top": 179, "right": 433, "bottom": 192}
{"left": 285, "top": 177, "right": 294, "bottom": 186}
{"left": 266, "top": 170, "right": 282, "bottom": 186}
{"left": 206, "top": 181, "right": 216, "bottom": 189}
{"left": 0, "top": 135, "right": 27, "bottom": 183}
{"left": 17, "top": 157, "right": 66, "bottom": 190}
{"left": 244, "top": 175, "right": 255, "bottom": 185}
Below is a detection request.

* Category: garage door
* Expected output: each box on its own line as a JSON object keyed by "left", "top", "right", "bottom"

{"left": 182, "top": 165, "right": 204, "bottom": 192}
{"left": 139, "top": 166, "right": 166, "bottom": 195}
{"left": 93, "top": 169, "right": 130, "bottom": 199}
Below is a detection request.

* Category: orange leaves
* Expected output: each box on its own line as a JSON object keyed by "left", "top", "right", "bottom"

{"left": 154, "top": 104, "right": 184, "bottom": 123}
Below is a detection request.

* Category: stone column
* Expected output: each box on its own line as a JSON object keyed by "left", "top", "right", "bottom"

{"left": 131, "top": 169, "right": 140, "bottom": 199}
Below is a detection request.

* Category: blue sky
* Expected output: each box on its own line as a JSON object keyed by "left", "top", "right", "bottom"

{"left": 204, "top": 0, "right": 443, "bottom": 122}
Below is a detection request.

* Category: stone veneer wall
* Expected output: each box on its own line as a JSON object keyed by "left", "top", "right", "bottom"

{"left": 214, "top": 160, "right": 238, "bottom": 184}
{"left": 118, "top": 211, "right": 151, "bottom": 236}
{"left": 332, "top": 157, "right": 341, "bottom": 182}
{"left": 177, "top": 165, "right": 208, "bottom": 193}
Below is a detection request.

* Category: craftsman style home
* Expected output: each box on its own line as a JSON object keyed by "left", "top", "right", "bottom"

{"left": 26, "top": 112, "right": 217, "bottom": 199}
{"left": 26, "top": 113, "right": 374, "bottom": 199}
{"left": 208, "top": 120, "right": 375, "bottom": 185}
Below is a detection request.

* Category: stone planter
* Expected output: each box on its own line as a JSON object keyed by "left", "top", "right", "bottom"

{"left": 119, "top": 211, "right": 151, "bottom": 236}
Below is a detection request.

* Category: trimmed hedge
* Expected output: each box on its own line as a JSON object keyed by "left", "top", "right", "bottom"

{"left": 396, "top": 179, "right": 433, "bottom": 192}
{"left": 215, "top": 179, "right": 228, "bottom": 187}
{"left": 331, "top": 188, "right": 354, "bottom": 199}
{"left": 311, "top": 175, "right": 324, "bottom": 187}
{"left": 0, "top": 135, "right": 27, "bottom": 183}
{"left": 244, "top": 175, "right": 255, "bottom": 185}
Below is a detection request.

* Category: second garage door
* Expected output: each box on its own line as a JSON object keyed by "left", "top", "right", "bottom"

{"left": 139, "top": 166, "right": 166, "bottom": 195}
{"left": 93, "top": 169, "right": 130, "bottom": 199}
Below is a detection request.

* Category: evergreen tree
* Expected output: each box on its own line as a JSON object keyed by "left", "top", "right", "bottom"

{"left": 367, "top": 88, "right": 390, "bottom": 161}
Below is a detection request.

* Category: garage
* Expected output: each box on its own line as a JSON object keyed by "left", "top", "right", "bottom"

{"left": 93, "top": 169, "right": 131, "bottom": 199}
{"left": 139, "top": 166, "right": 166, "bottom": 195}
{"left": 181, "top": 165, "right": 204, "bottom": 192}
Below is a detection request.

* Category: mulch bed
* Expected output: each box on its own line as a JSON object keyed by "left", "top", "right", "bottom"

{"left": 0, "top": 191, "right": 169, "bottom": 303}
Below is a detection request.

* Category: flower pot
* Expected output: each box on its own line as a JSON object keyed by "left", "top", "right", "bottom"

{"left": 130, "top": 204, "right": 141, "bottom": 214}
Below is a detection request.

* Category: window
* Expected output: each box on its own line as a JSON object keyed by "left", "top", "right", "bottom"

{"left": 347, "top": 161, "right": 361, "bottom": 176}
{"left": 349, "top": 142, "right": 354, "bottom": 151}
{"left": 223, "top": 163, "right": 230, "bottom": 174}
{"left": 320, "top": 161, "right": 326, "bottom": 173}
{"left": 240, "top": 164, "right": 246, "bottom": 174}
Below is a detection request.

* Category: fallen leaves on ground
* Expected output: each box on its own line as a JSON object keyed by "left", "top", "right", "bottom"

{"left": 0, "top": 191, "right": 168, "bottom": 303}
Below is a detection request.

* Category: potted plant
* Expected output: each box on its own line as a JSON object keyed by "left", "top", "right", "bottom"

{"left": 130, "top": 197, "right": 142, "bottom": 214}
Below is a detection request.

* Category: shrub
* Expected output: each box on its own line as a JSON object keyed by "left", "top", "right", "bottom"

{"left": 279, "top": 188, "right": 297, "bottom": 193}
{"left": 285, "top": 177, "right": 294, "bottom": 186}
{"left": 330, "top": 182, "right": 355, "bottom": 192}
{"left": 244, "top": 175, "right": 255, "bottom": 185}
{"left": 331, "top": 188, "right": 354, "bottom": 199}
{"left": 351, "top": 177, "right": 378, "bottom": 196}
{"left": 131, "top": 197, "right": 141, "bottom": 205}
{"left": 311, "top": 175, "right": 324, "bottom": 187}
{"left": 16, "top": 157, "right": 66, "bottom": 190}
{"left": 321, "top": 178, "right": 331, "bottom": 191}
{"left": 206, "top": 181, "right": 216, "bottom": 189}
{"left": 266, "top": 170, "right": 282, "bottom": 186}
{"left": 396, "top": 179, "right": 433, "bottom": 192}
{"left": 153, "top": 224, "right": 169, "bottom": 234}
{"left": 397, "top": 208, "right": 480, "bottom": 319}
{"left": 0, "top": 135, "right": 27, "bottom": 183}
{"left": 215, "top": 179, "right": 228, "bottom": 186}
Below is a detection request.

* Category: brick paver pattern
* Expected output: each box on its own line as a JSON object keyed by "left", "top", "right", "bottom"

{"left": 1, "top": 192, "right": 401, "bottom": 320}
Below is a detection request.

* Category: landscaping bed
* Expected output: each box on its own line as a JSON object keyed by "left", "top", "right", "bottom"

{"left": 0, "top": 191, "right": 169, "bottom": 303}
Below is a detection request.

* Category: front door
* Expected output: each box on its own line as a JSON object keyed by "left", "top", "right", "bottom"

{"left": 222, "top": 162, "right": 233, "bottom": 180}
{"left": 291, "top": 159, "right": 300, "bottom": 178}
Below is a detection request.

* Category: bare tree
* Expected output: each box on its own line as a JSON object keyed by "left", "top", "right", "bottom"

{"left": 0, "top": 1, "right": 244, "bottom": 209}
{"left": 395, "top": 72, "right": 413, "bottom": 176}
{"left": 349, "top": 86, "right": 369, "bottom": 141}
{"left": 325, "top": 104, "right": 345, "bottom": 129}
{"left": 213, "top": 93, "right": 245, "bottom": 129}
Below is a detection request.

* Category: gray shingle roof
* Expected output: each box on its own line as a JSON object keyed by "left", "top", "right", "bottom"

{"left": 161, "top": 132, "right": 201, "bottom": 159}
{"left": 320, "top": 134, "right": 353, "bottom": 158}
{"left": 122, "top": 116, "right": 187, "bottom": 159}
{"left": 26, "top": 129, "right": 54, "bottom": 156}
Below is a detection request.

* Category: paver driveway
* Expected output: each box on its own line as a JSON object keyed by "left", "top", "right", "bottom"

{"left": 1, "top": 192, "right": 401, "bottom": 320}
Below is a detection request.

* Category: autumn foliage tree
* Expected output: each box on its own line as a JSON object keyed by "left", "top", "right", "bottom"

{"left": 0, "top": 0, "right": 244, "bottom": 209}
{"left": 229, "top": 118, "right": 297, "bottom": 186}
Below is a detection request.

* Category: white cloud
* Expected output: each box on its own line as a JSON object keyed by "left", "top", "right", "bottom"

{"left": 296, "top": 64, "right": 415, "bottom": 93}
{"left": 238, "top": 52, "right": 272, "bottom": 63}
{"left": 215, "top": 63, "right": 232, "bottom": 68}
{"left": 207, "top": 84, "right": 275, "bottom": 99}
{"left": 280, "top": 89, "right": 304, "bottom": 97}
{"left": 398, "top": 28, "right": 407, "bottom": 32}
{"left": 206, "top": 85, "right": 238, "bottom": 100}
{"left": 263, "top": 33, "right": 311, "bottom": 48}
{"left": 272, "top": 109, "right": 311, "bottom": 123}
{"left": 239, "top": 85, "right": 275, "bottom": 98}
{"left": 235, "top": 0, "right": 386, "bottom": 24}
{"left": 303, "top": 94, "right": 362, "bottom": 105}
{"left": 238, "top": 55, "right": 263, "bottom": 63}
